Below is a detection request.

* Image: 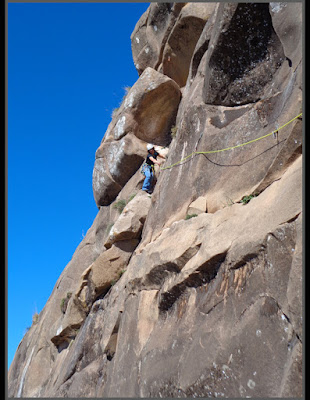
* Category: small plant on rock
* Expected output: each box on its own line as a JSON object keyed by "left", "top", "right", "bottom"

{"left": 113, "top": 199, "right": 127, "bottom": 214}
{"left": 60, "top": 292, "right": 72, "bottom": 314}
{"left": 170, "top": 125, "right": 178, "bottom": 138}
{"left": 127, "top": 193, "right": 137, "bottom": 203}
{"left": 113, "top": 194, "right": 137, "bottom": 214}
{"left": 32, "top": 312, "right": 39, "bottom": 325}
{"left": 123, "top": 86, "right": 131, "bottom": 94}
{"left": 240, "top": 194, "right": 257, "bottom": 205}
{"left": 185, "top": 213, "right": 198, "bottom": 220}
{"left": 111, "top": 107, "right": 119, "bottom": 118}
{"left": 25, "top": 311, "right": 39, "bottom": 333}
{"left": 110, "top": 269, "right": 126, "bottom": 287}
{"left": 118, "top": 269, "right": 126, "bottom": 278}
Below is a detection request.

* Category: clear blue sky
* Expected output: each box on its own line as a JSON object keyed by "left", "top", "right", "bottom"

{"left": 7, "top": 2, "right": 150, "bottom": 369}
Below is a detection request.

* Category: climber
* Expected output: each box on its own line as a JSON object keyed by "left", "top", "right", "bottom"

{"left": 141, "top": 143, "right": 166, "bottom": 194}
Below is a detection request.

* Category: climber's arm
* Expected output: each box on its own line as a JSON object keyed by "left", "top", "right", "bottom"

{"left": 149, "top": 156, "right": 161, "bottom": 166}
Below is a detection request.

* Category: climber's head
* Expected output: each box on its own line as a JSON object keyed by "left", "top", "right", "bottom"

{"left": 147, "top": 143, "right": 155, "bottom": 153}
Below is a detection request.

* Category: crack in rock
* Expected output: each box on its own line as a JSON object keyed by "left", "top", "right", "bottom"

{"left": 159, "top": 251, "right": 227, "bottom": 312}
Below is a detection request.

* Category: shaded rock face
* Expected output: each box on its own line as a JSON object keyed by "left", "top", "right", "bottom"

{"left": 203, "top": 3, "right": 286, "bottom": 106}
{"left": 8, "top": 3, "right": 303, "bottom": 398}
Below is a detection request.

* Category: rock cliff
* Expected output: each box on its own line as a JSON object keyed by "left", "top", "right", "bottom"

{"left": 8, "top": 3, "right": 303, "bottom": 398}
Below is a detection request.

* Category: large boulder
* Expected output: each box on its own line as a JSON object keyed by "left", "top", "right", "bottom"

{"left": 107, "top": 67, "right": 181, "bottom": 145}
{"left": 130, "top": 3, "right": 185, "bottom": 75}
{"left": 104, "top": 191, "right": 152, "bottom": 249}
{"left": 131, "top": 2, "right": 216, "bottom": 88}
{"left": 187, "top": 3, "right": 218, "bottom": 84}
{"left": 92, "top": 133, "right": 146, "bottom": 206}
{"left": 92, "top": 167, "right": 146, "bottom": 255}
{"left": 92, "top": 68, "right": 181, "bottom": 207}
{"left": 161, "top": 3, "right": 216, "bottom": 87}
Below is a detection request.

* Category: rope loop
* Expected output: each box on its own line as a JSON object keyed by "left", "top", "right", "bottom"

{"left": 160, "top": 113, "right": 302, "bottom": 171}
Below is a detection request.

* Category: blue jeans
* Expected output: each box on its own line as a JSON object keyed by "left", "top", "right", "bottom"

{"left": 142, "top": 166, "right": 154, "bottom": 191}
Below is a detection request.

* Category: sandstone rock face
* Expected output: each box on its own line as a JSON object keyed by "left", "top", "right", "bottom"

{"left": 104, "top": 68, "right": 181, "bottom": 145}
{"left": 161, "top": 3, "right": 216, "bottom": 87}
{"left": 131, "top": 3, "right": 185, "bottom": 75}
{"left": 104, "top": 191, "right": 151, "bottom": 248}
{"left": 131, "top": 2, "right": 216, "bottom": 88}
{"left": 120, "top": 67, "right": 181, "bottom": 145}
{"left": 8, "top": 3, "right": 303, "bottom": 398}
{"left": 203, "top": 3, "right": 286, "bottom": 106}
{"left": 92, "top": 133, "right": 146, "bottom": 207}
{"left": 187, "top": 196, "right": 207, "bottom": 215}
{"left": 99, "top": 158, "right": 302, "bottom": 398}
{"left": 50, "top": 240, "right": 139, "bottom": 351}
{"left": 92, "top": 68, "right": 181, "bottom": 207}
{"left": 142, "top": 1, "right": 302, "bottom": 244}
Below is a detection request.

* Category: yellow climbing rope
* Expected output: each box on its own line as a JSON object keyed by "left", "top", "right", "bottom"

{"left": 160, "top": 112, "right": 302, "bottom": 171}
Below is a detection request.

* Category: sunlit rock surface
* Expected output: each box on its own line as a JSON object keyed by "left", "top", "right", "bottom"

{"left": 92, "top": 67, "right": 181, "bottom": 207}
{"left": 8, "top": 3, "right": 302, "bottom": 398}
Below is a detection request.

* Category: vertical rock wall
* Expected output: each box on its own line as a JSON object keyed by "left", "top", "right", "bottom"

{"left": 8, "top": 3, "right": 303, "bottom": 398}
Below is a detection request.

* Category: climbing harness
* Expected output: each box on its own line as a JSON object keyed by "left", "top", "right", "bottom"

{"left": 160, "top": 113, "right": 302, "bottom": 171}
{"left": 141, "top": 162, "right": 155, "bottom": 175}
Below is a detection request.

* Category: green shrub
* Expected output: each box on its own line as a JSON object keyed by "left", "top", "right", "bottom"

{"left": 113, "top": 193, "right": 137, "bottom": 214}
{"left": 110, "top": 269, "right": 126, "bottom": 287}
{"left": 113, "top": 199, "right": 127, "bottom": 214}
{"left": 127, "top": 193, "right": 137, "bottom": 203}
{"left": 118, "top": 269, "right": 126, "bottom": 278}
{"left": 240, "top": 194, "right": 257, "bottom": 205}
{"left": 185, "top": 213, "right": 198, "bottom": 220}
